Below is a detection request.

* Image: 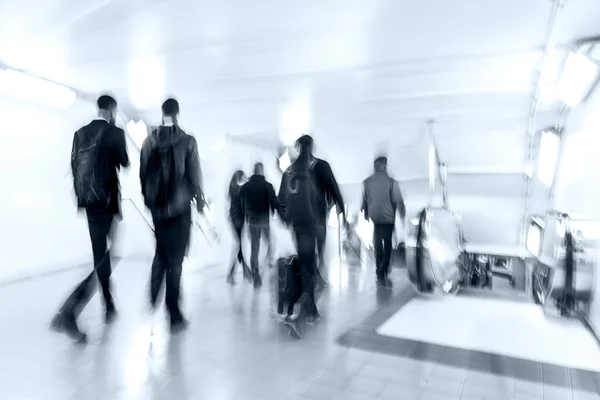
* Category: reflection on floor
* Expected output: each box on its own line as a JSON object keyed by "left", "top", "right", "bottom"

{"left": 377, "top": 296, "right": 600, "bottom": 372}
{"left": 0, "top": 256, "right": 599, "bottom": 400}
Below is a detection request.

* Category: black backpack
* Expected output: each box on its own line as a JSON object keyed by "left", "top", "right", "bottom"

{"left": 72, "top": 126, "right": 110, "bottom": 210}
{"left": 283, "top": 159, "right": 319, "bottom": 226}
{"left": 143, "top": 129, "right": 177, "bottom": 209}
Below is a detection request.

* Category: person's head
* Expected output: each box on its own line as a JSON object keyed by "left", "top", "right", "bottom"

{"left": 229, "top": 170, "right": 246, "bottom": 197}
{"left": 161, "top": 98, "right": 180, "bottom": 125}
{"left": 374, "top": 156, "right": 388, "bottom": 172}
{"left": 295, "top": 134, "right": 314, "bottom": 155}
{"left": 253, "top": 162, "right": 264, "bottom": 176}
{"left": 97, "top": 95, "right": 117, "bottom": 124}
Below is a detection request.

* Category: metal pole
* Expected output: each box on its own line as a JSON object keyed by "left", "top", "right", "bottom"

{"left": 338, "top": 214, "right": 342, "bottom": 288}
{"left": 426, "top": 119, "right": 437, "bottom": 204}
{"left": 440, "top": 163, "right": 449, "bottom": 209}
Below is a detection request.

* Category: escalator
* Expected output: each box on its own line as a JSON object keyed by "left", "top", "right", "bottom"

{"left": 409, "top": 206, "right": 464, "bottom": 295}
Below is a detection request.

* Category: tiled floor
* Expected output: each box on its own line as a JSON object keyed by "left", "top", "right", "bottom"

{"left": 0, "top": 253, "right": 599, "bottom": 400}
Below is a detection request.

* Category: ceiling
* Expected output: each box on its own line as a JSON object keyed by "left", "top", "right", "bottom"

{"left": 2, "top": 0, "right": 600, "bottom": 249}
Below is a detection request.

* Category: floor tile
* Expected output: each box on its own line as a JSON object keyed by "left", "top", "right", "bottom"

{"left": 0, "top": 253, "right": 595, "bottom": 400}
{"left": 378, "top": 382, "right": 421, "bottom": 400}
{"left": 346, "top": 375, "right": 387, "bottom": 396}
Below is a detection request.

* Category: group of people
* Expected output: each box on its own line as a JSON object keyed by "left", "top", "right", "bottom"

{"left": 49, "top": 94, "right": 406, "bottom": 342}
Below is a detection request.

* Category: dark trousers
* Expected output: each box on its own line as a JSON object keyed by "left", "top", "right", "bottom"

{"left": 60, "top": 211, "right": 115, "bottom": 316}
{"left": 374, "top": 223, "right": 394, "bottom": 279}
{"left": 293, "top": 225, "right": 318, "bottom": 317}
{"left": 316, "top": 222, "right": 327, "bottom": 266}
{"left": 228, "top": 219, "right": 246, "bottom": 274}
{"left": 150, "top": 208, "right": 191, "bottom": 321}
{"left": 249, "top": 222, "right": 271, "bottom": 276}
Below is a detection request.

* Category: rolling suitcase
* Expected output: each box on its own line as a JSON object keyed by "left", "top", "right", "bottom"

{"left": 277, "top": 256, "right": 302, "bottom": 317}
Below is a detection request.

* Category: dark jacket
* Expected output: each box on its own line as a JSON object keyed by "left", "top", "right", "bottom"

{"left": 240, "top": 175, "right": 281, "bottom": 225}
{"left": 362, "top": 171, "right": 405, "bottom": 224}
{"left": 278, "top": 153, "right": 345, "bottom": 227}
{"left": 312, "top": 157, "right": 345, "bottom": 224}
{"left": 140, "top": 125, "right": 203, "bottom": 221}
{"left": 229, "top": 185, "right": 244, "bottom": 226}
{"left": 71, "top": 119, "right": 130, "bottom": 215}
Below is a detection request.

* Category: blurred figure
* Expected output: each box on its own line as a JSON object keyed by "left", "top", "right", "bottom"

{"left": 51, "top": 95, "right": 130, "bottom": 342}
{"left": 278, "top": 135, "right": 346, "bottom": 338}
{"left": 315, "top": 172, "right": 344, "bottom": 288}
{"left": 362, "top": 156, "right": 405, "bottom": 288}
{"left": 240, "top": 162, "right": 282, "bottom": 289}
{"left": 140, "top": 98, "right": 204, "bottom": 334}
{"left": 226, "top": 170, "right": 252, "bottom": 285}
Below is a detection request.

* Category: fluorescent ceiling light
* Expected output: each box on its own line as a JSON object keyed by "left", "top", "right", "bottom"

{"left": 556, "top": 52, "right": 599, "bottom": 108}
{"left": 537, "top": 130, "right": 560, "bottom": 187}
{"left": 526, "top": 223, "right": 541, "bottom": 256}
{"left": 0, "top": 68, "right": 76, "bottom": 109}
{"left": 531, "top": 216, "right": 545, "bottom": 229}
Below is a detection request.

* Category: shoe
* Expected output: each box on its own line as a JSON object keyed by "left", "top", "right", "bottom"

{"left": 105, "top": 306, "right": 117, "bottom": 324}
{"left": 50, "top": 314, "right": 64, "bottom": 332}
{"left": 284, "top": 317, "right": 303, "bottom": 339}
{"left": 377, "top": 277, "right": 387, "bottom": 287}
{"left": 171, "top": 314, "right": 189, "bottom": 335}
{"left": 384, "top": 277, "right": 394, "bottom": 288}
{"left": 306, "top": 311, "right": 322, "bottom": 325}
{"left": 51, "top": 313, "right": 87, "bottom": 342}
{"left": 170, "top": 318, "right": 189, "bottom": 335}
{"left": 315, "top": 272, "right": 329, "bottom": 288}
{"left": 253, "top": 274, "right": 263, "bottom": 289}
{"left": 226, "top": 273, "right": 236, "bottom": 286}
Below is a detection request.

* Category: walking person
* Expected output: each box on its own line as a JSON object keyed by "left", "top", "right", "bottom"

{"left": 50, "top": 95, "right": 130, "bottom": 342}
{"left": 240, "top": 162, "right": 282, "bottom": 289}
{"left": 278, "top": 135, "right": 346, "bottom": 338}
{"left": 362, "top": 156, "right": 406, "bottom": 288}
{"left": 140, "top": 98, "right": 204, "bottom": 334}
{"left": 226, "top": 170, "right": 252, "bottom": 285}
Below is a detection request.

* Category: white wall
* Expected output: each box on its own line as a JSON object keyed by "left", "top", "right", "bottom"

{"left": 0, "top": 95, "right": 99, "bottom": 282}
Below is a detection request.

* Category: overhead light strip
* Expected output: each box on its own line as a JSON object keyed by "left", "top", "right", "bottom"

{"left": 0, "top": 68, "right": 76, "bottom": 109}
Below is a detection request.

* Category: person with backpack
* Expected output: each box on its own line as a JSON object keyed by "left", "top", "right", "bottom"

{"left": 278, "top": 135, "right": 346, "bottom": 339}
{"left": 362, "top": 156, "right": 406, "bottom": 288}
{"left": 240, "top": 162, "right": 283, "bottom": 289}
{"left": 140, "top": 98, "right": 204, "bottom": 334}
{"left": 50, "top": 95, "right": 130, "bottom": 342}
